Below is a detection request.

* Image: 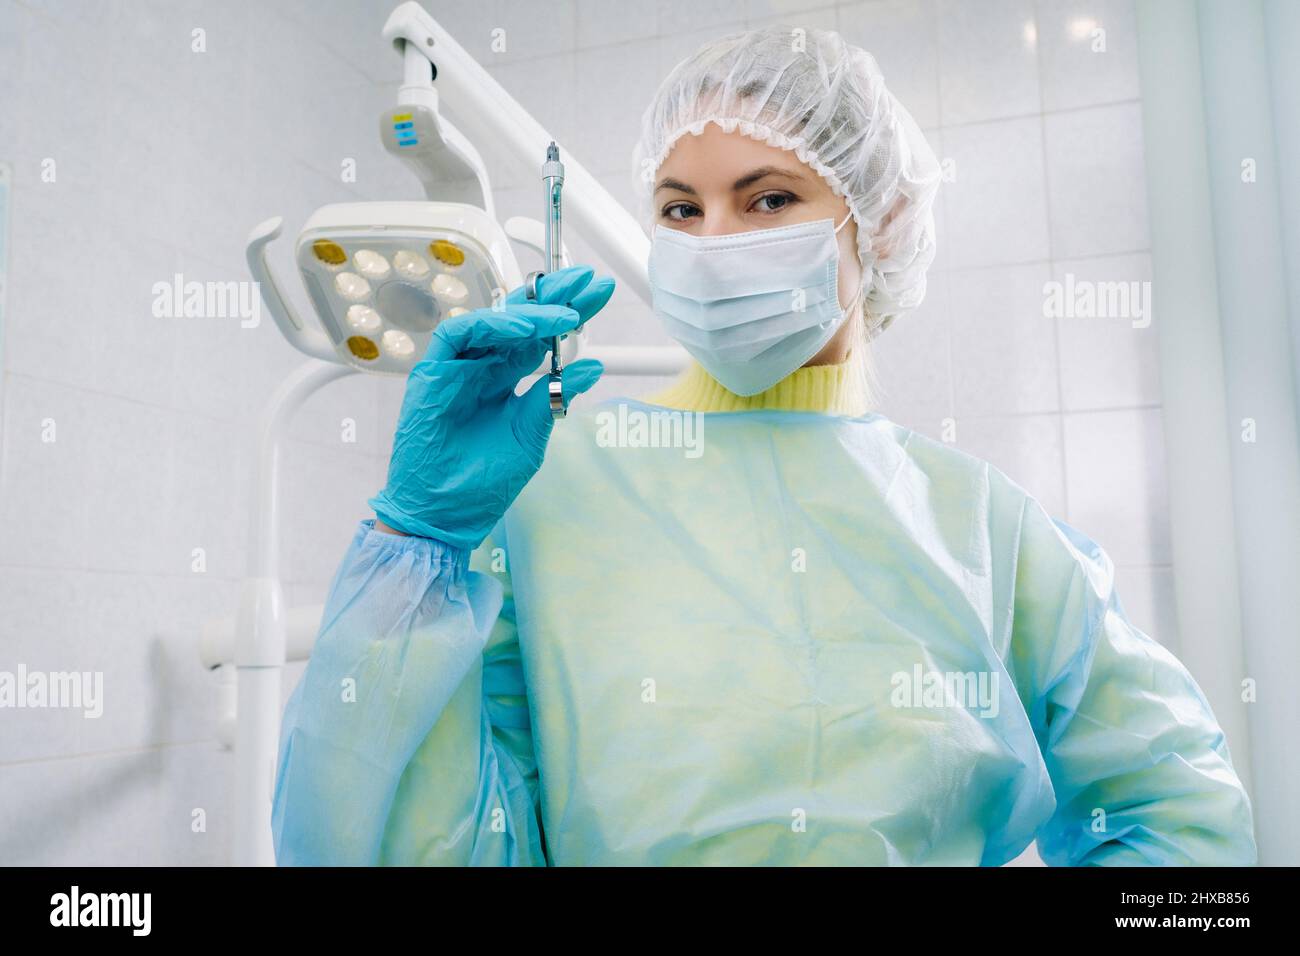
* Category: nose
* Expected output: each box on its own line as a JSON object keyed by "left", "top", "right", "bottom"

{"left": 698, "top": 209, "right": 751, "bottom": 238}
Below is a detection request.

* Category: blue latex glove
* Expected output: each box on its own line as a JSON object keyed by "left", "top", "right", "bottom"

{"left": 369, "top": 266, "right": 614, "bottom": 549}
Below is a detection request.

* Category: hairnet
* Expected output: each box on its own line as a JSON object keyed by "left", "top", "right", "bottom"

{"left": 632, "top": 25, "right": 942, "bottom": 335}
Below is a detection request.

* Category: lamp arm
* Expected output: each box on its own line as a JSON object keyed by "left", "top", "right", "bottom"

{"left": 382, "top": 1, "right": 651, "bottom": 305}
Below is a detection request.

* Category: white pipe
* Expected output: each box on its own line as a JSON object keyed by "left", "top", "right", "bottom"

{"left": 201, "top": 604, "right": 325, "bottom": 671}
{"left": 232, "top": 359, "right": 358, "bottom": 867}
{"left": 234, "top": 668, "right": 285, "bottom": 866}
{"left": 215, "top": 663, "right": 237, "bottom": 750}
{"left": 249, "top": 361, "right": 357, "bottom": 582}
{"left": 402, "top": 35, "right": 431, "bottom": 91}
{"left": 579, "top": 344, "right": 689, "bottom": 377}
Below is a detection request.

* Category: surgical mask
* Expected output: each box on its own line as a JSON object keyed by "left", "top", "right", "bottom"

{"left": 648, "top": 212, "right": 855, "bottom": 397}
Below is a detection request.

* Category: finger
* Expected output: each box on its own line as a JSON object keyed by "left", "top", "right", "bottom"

{"left": 505, "top": 265, "right": 595, "bottom": 307}
{"left": 568, "top": 275, "right": 616, "bottom": 326}
{"left": 559, "top": 357, "right": 605, "bottom": 401}
{"left": 426, "top": 304, "right": 581, "bottom": 361}
{"left": 512, "top": 358, "right": 605, "bottom": 452}
{"left": 505, "top": 269, "right": 614, "bottom": 331}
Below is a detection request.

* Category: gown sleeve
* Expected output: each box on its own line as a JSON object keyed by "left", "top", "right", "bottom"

{"left": 1007, "top": 494, "right": 1257, "bottom": 866}
{"left": 271, "top": 519, "right": 546, "bottom": 866}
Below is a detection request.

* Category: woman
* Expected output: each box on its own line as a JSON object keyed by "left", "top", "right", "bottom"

{"left": 272, "top": 26, "right": 1256, "bottom": 866}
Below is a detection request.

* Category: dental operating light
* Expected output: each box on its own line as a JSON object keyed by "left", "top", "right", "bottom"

{"left": 294, "top": 201, "right": 509, "bottom": 374}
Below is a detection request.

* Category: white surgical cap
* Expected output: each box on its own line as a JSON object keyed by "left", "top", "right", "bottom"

{"left": 632, "top": 25, "right": 942, "bottom": 335}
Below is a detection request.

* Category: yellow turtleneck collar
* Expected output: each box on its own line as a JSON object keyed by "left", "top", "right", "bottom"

{"left": 642, "top": 358, "right": 868, "bottom": 416}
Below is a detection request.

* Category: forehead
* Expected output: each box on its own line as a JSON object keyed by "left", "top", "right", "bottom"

{"left": 656, "top": 123, "right": 811, "bottom": 185}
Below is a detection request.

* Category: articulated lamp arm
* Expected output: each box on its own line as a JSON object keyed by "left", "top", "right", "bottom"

{"left": 381, "top": 1, "right": 652, "bottom": 306}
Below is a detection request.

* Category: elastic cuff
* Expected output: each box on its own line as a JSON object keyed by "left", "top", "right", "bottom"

{"left": 368, "top": 493, "right": 479, "bottom": 552}
{"left": 355, "top": 518, "right": 471, "bottom": 575}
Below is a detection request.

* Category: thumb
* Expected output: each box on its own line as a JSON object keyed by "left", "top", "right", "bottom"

{"left": 513, "top": 358, "right": 605, "bottom": 453}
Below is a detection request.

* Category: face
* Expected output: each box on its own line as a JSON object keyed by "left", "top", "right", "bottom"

{"left": 653, "top": 123, "right": 864, "bottom": 364}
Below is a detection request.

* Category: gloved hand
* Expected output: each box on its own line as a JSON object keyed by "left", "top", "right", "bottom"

{"left": 369, "top": 266, "right": 615, "bottom": 549}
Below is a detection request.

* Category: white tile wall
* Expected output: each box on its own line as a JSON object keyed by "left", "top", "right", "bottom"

{"left": 937, "top": 0, "right": 1041, "bottom": 124}
{"left": 1062, "top": 407, "right": 1171, "bottom": 567}
{"left": 1043, "top": 102, "right": 1149, "bottom": 258}
{"left": 948, "top": 262, "right": 1060, "bottom": 415}
{"left": 870, "top": 269, "right": 953, "bottom": 422}
{"left": 1035, "top": 0, "right": 1140, "bottom": 111}
{"left": 0, "top": 0, "right": 1172, "bottom": 865}
{"left": 939, "top": 117, "right": 1052, "bottom": 269}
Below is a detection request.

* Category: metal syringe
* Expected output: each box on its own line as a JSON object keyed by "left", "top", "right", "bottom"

{"left": 542, "top": 142, "right": 566, "bottom": 418}
{"left": 517, "top": 141, "right": 570, "bottom": 419}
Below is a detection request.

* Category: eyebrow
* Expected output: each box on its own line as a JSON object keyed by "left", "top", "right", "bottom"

{"left": 653, "top": 166, "right": 806, "bottom": 195}
{"left": 654, "top": 177, "right": 698, "bottom": 196}
{"left": 732, "top": 166, "right": 804, "bottom": 190}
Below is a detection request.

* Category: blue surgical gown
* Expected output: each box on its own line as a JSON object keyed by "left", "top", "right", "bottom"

{"left": 271, "top": 403, "right": 1257, "bottom": 865}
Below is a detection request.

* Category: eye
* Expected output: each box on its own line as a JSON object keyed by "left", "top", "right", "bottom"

{"left": 661, "top": 202, "right": 702, "bottom": 222}
{"left": 751, "top": 191, "right": 798, "bottom": 214}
